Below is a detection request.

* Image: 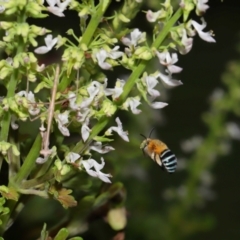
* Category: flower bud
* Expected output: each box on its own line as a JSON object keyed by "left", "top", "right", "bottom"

{"left": 0, "top": 21, "right": 13, "bottom": 30}
{"left": 134, "top": 46, "right": 153, "bottom": 60}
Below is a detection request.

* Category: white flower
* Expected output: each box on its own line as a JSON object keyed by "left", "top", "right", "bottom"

{"left": 55, "top": 111, "right": 70, "bottom": 136}
{"left": 191, "top": 18, "right": 216, "bottom": 43}
{"left": 81, "top": 118, "right": 91, "bottom": 142}
{"left": 17, "top": 91, "right": 40, "bottom": 115}
{"left": 81, "top": 157, "right": 112, "bottom": 183}
{"left": 158, "top": 72, "right": 183, "bottom": 87}
{"left": 0, "top": 5, "right": 5, "bottom": 13}
{"left": 178, "top": 29, "right": 193, "bottom": 55}
{"left": 80, "top": 82, "right": 100, "bottom": 108}
{"left": 6, "top": 57, "right": 13, "bottom": 65}
{"left": 197, "top": 186, "right": 215, "bottom": 200}
{"left": 149, "top": 101, "right": 168, "bottom": 109}
{"left": 76, "top": 108, "right": 91, "bottom": 123}
{"left": 200, "top": 171, "right": 213, "bottom": 186}
{"left": 142, "top": 74, "right": 160, "bottom": 97}
{"left": 226, "top": 122, "right": 240, "bottom": 140}
{"left": 122, "top": 29, "right": 146, "bottom": 47}
{"left": 89, "top": 142, "right": 115, "bottom": 154}
{"left": 108, "top": 46, "right": 123, "bottom": 59}
{"left": 34, "top": 34, "right": 58, "bottom": 54}
{"left": 196, "top": 0, "right": 209, "bottom": 15}
{"left": 65, "top": 152, "right": 80, "bottom": 163}
{"left": 80, "top": 80, "right": 107, "bottom": 108}
{"left": 181, "top": 136, "right": 203, "bottom": 153}
{"left": 156, "top": 51, "right": 183, "bottom": 74}
{"left": 11, "top": 116, "right": 18, "bottom": 130}
{"left": 0, "top": 0, "right": 7, "bottom": 13}
{"left": 209, "top": 88, "right": 224, "bottom": 102}
{"left": 40, "top": 146, "right": 56, "bottom": 160}
{"left": 146, "top": 10, "right": 162, "bottom": 22}
{"left": 122, "top": 97, "right": 141, "bottom": 114}
{"left": 95, "top": 49, "right": 112, "bottom": 70}
{"left": 36, "top": 156, "right": 49, "bottom": 164}
{"left": 39, "top": 122, "right": 46, "bottom": 132}
{"left": 179, "top": 0, "right": 185, "bottom": 8}
{"left": 95, "top": 47, "right": 123, "bottom": 70}
{"left": 105, "top": 79, "right": 125, "bottom": 100}
{"left": 68, "top": 92, "right": 79, "bottom": 110}
{"left": 68, "top": 92, "right": 93, "bottom": 113}
{"left": 46, "top": 0, "right": 71, "bottom": 17}
{"left": 106, "top": 117, "right": 129, "bottom": 142}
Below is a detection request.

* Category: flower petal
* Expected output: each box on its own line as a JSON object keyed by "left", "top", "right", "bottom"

{"left": 45, "top": 34, "right": 58, "bottom": 48}
{"left": 167, "top": 65, "right": 183, "bottom": 74}
{"left": 150, "top": 102, "right": 168, "bottom": 109}
{"left": 98, "top": 172, "right": 112, "bottom": 183}
{"left": 191, "top": 18, "right": 216, "bottom": 43}
{"left": 146, "top": 10, "right": 162, "bottom": 22}
{"left": 34, "top": 46, "right": 50, "bottom": 54}
{"left": 46, "top": 0, "right": 57, "bottom": 7}
{"left": 81, "top": 158, "right": 112, "bottom": 183}
{"left": 90, "top": 142, "right": 115, "bottom": 154}
{"left": 36, "top": 156, "right": 49, "bottom": 164}
{"left": 106, "top": 117, "right": 129, "bottom": 142}
{"left": 158, "top": 72, "right": 183, "bottom": 87}
{"left": 196, "top": 0, "right": 209, "bottom": 15}
{"left": 66, "top": 152, "right": 80, "bottom": 163}
{"left": 11, "top": 118, "right": 18, "bottom": 130}
{"left": 81, "top": 122, "right": 91, "bottom": 142}
{"left": 47, "top": 6, "right": 65, "bottom": 17}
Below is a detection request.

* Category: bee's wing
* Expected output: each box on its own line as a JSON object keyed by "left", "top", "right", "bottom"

{"left": 160, "top": 149, "right": 177, "bottom": 173}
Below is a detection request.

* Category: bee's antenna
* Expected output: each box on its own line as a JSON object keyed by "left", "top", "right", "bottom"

{"left": 140, "top": 134, "right": 147, "bottom": 139}
{"left": 149, "top": 127, "right": 155, "bottom": 138}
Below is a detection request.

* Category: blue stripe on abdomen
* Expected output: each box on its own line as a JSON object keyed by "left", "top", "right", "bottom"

{"left": 160, "top": 149, "right": 177, "bottom": 173}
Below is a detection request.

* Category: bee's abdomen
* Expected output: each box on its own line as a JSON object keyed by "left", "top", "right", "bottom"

{"left": 160, "top": 149, "right": 177, "bottom": 173}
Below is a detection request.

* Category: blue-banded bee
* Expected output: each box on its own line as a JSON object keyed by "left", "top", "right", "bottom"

{"left": 140, "top": 129, "right": 177, "bottom": 173}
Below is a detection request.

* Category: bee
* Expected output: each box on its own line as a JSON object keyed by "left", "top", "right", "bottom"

{"left": 140, "top": 128, "right": 177, "bottom": 173}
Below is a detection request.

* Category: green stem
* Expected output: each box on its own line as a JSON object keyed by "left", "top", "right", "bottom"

{"left": 17, "top": 189, "right": 49, "bottom": 198}
{"left": 119, "top": 8, "right": 183, "bottom": 102}
{"left": 14, "top": 134, "right": 42, "bottom": 184}
{"left": 72, "top": 8, "right": 183, "bottom": 155}
{"left": 0, "top": 70, "right": 19, "bottom": 142}
{"left": 81, "top": 0, "right": 111, "bottom": 46}
{"left": 20, "top": 170, "right": 54, "bottom": 189}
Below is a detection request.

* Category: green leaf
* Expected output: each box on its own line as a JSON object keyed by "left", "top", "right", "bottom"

{"left": 53, "top": 228, "right": 69, "bottom": 240}
{"left": 93, "top": 136, "right": 114, "bottom": 142}
{"left": 34, "top": 81, "right": 51, "bottom": 93}
{"left": 118, "top": 13, "right": 130, "bottom": 23}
